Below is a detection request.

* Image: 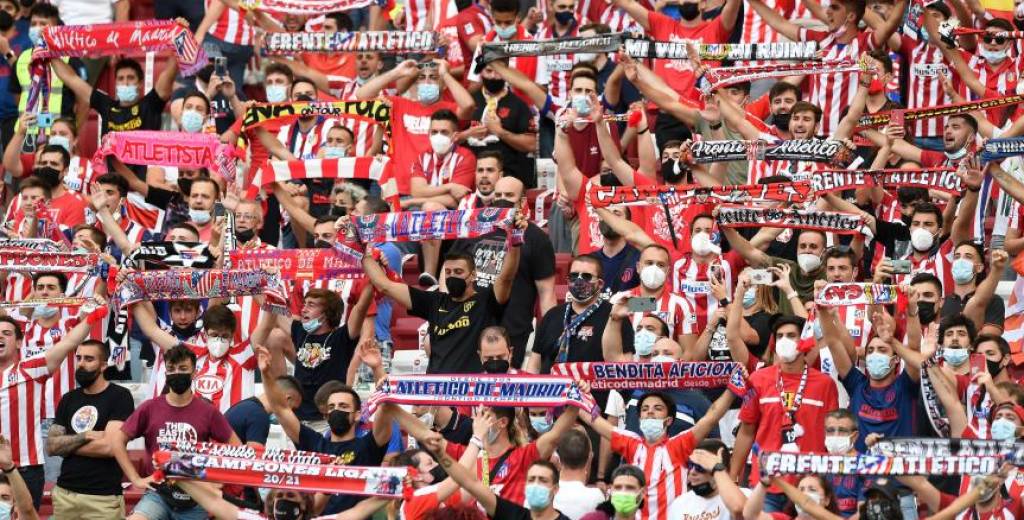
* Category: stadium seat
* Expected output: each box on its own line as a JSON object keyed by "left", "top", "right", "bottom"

{"left": 553, "top": 252, "right": 572, "bottom": 283}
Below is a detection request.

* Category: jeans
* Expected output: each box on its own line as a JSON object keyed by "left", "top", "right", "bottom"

{"left": 202, "top": 36, "right": 254, "bottom": 101}
{"left": 133, "top": 490, "right": 209, "bottom": 520}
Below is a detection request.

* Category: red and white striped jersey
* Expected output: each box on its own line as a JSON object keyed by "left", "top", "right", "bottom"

{"left": 232, "top": 241, "right": 275, "bottom": 343}
{"left": 17, "top": 310, "right": 78, "bottom": 419}
{"left": 0, "top": 354, "right": 51, "bottom": 466}
{"left": 206, "top": 0, "right": 254, "bottom": 46}
{"left": 672, "top": 251, "right": 744, "bottom": 334}
{"left": 741, "top": 0, "right": 792, "bottom": 49}
{"left": 610, "top": 429, "right": 696, "bottom": 520}
{"left": 799, "top": 29, "right": 878, "bottom": 135}
{"left": 598, "top": 4, "right": 645, "bottom": 34}
{"left": 962, "top": 50, "right": 1023, "bottom": 124}
{"left": 535, "top": 24, "right": 581, "bottom": 106}
{"left": 4, "top": 273, "right": 32, "bottom": 303}
{"left": 405, "top": 0, "right": 457, "bottom": 30}
{"left": 413, "top": 146, "right": 476, "bottom": 187}
{"left": 894, "top": 239, "right": 955, "bottom": 294}
{"left": 192, "top": 340, "right": 257, "bottom": 414}
{"left": 616, "top": 287, "right": 697, "bottom": 339}
{"left": 277, "top": 122, "right": 327, "bottom": 161}
{"left": 835, "top": 303, "right": 872, "bottom": 351}
{"left": 321, "top": 118, "right": 378, "bottom": 159}
{"left": 457, "top": 192, "right": 488, "bottom": 210}
{"left": 62, "top": 156, "right": 96, "bottom": 196}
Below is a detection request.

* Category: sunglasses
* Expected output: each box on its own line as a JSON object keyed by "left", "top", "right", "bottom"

{"left": 686, "top": 463, "right": 708, "bottom": 474}
{"left": 568, "top": 272, "right": 596, "bottom": 282}
{"left": 983, "top": 35, "right": 1008, "bottom": 45}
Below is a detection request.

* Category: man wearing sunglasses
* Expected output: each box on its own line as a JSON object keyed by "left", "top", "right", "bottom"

{"left": 667, "top": 440, "right": 750, "bottom": 520}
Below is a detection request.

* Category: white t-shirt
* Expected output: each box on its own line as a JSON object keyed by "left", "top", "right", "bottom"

{"left": 667, "top": 488, "right": 753, "bottom": 520}
{"left": 604, "top": 389, "right": 626, "bottom": 424}
{"left": 52, "top": 0, "right": 120, "bottom": 25}
{"left": 554, "top": 480, "right": 606, "bottom": 520}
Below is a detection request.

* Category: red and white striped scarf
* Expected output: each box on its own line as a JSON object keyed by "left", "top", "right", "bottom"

{"left": 248, "top": 156, "right": 398, "bottom": 209}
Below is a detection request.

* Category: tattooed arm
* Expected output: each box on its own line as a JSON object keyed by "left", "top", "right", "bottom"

{"left": 45, "top": 423, "right": 100, "bottom": 457}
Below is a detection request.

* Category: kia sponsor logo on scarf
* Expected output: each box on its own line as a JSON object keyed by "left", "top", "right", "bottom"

{"left": 759, "top": 451, "right": 1003, "bottom": 476}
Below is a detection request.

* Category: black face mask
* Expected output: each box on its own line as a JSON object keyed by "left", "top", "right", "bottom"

{"left": 235, "top": 228, "right": 256, "bottom": 243}
{"left": 74, "top": 367, "right": 100, "bottom": 388}
{"left": 679, "top": 2, "right": 701, "bottom": 20}
{"left": 482, "top": 77, "right": 506, "bottom": 94}
{"left": 165, "top": 373, "right": 192, "bottom": 395}
{"left": 428, "top": 465, "right": 448, "bottom": 484}
{"left": 272, "top": 499, "right": 304, "bottom": 520}
{"left": 489, "top": 198, "right": 516, "bottom": 209}
{"left": 917, "top": 301, "right": 937, "bottom": 325}
{"left": 987, "top": 357, "right": 1004, "bottom": 376}
{"left": 662, "top": 159, "right": 687, "bottom": 184}
{"left": 0, "top": 11, "right": 14, "bottom": 32}
{"left": 32, "top": 167, "right": 61, "bottom": 190}
{"left": 314, "top": 239, "right": 333, "bottom": 249}
{"left": 599, "top": 221, "right": 621, "bottom": 240}
{"left": 446, "top": 276, "right": 468, "bottom": 298}
{"left": 331, "top": 205, "right": 348, "bottom": 217}
{"left": 691, "top": 481, "right": 714, "bottom": 497}
{"left": 294, "top": 93, "right": 315, "bottom": 102}
{"left": 482, "top": 359, "right": 510, "bottom": 374}
{"left": 600, "top": 172, "right": 621, "bottom": 187}
{"left": 177, "top": 177, "right": 194, "bottom": 196}
{"left": 771, "top": 112, "right": 791, "bottom": 132}
{"left": 328, "top": 409, "right": 353, "bottom": 436}
{"left": 171, "top": 322, "right": 199, "bottom": 339}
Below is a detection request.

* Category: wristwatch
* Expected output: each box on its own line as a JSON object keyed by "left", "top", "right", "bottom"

{"left": 711, "top": 463, "right": 727, "bottom": 474}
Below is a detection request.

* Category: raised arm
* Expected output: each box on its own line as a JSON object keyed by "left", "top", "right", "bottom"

{"left": 720, "top": 225, "right": 770, "bottom": 267}
{"left": 258, "top": 346, "right": 302, "bottom": 444}
{"left": 950, "top": 159, "right": 983, "bottom": 247}
{"left": 594, "top": 208, "right": 655, "bottom": 249}
{"left": 925, "top": 362, "right": 968, "bottom": 435}
{"left": 691, "top": 389, "right": 736, "bottom": 442}
{"left": 492, "top": 216, "right": 525, "bottom": 305}
{"left": 594, "top": 102, "right": 639, "bottom": 186}
{"left": 90, "top": 184, "right": 137, "bottom": 254}
{"left": 746, "top": 0, "right": 802, "bottom": 41}
{"left": 45, "top": 311, "right": 99, "bottom": 374}
{"left": 273, "top": 182, "right": 317, "bottom": 235}
{"left": 2, "top": 113, "right": 33, "bottom": 178}
{"left": 355, "top": 59, "right": 418, "bottom": 100}
{"left": 717, "top": 92, "right": 763, "bottom": 141}
{"left": 772, "top": 477, "right": 844, "bottom": 520}
{"left": 962, "top": 250, "right": 1008, "bottom": 332}
{"left": 361, "top": 250, "right": 413, "bottom": 310}
{"left": 131, "top": 301, "right": 182, "bottom": 353}
{"left": 49, "top": 58, "right": 93, "bottom": 103}
{"left": 154, "top": 52, "right": 180, "bottom": 101}
{"left": 990, "top": 161, "right": 1024, "bottom": 203}
{"left": 624, "top": 56, "right": 699, "bottom": 127}
{"left": 611, "top": 0, "right": 651, "bottom": 31}
{"left": 554, "top": 118, "right": 584, "bottom": 199}
{"left": 819, "top": 298, "right": 857, "bottom": 377}
{"left": 725, "top": 277, "right": 752, "bottom": 366}
{"left": 437, "top": 59, "right": 476, "bottom": 120}
{"left": 426, "top": 432, "right": 499, "bottom": 516}
{"left": 536, "top": 405, "right": 580, "bottom": 459}
{"left": 871, "top": 0, "right": 907, "bottom": 48}
{"left": 602, "top": 297, "right": 632, "bottom": 363}
{"left": 489, "top": 59, "right": 547, "bottom": 109}
{"left": 0, "top": 436, "right": 39, "bottom": 520}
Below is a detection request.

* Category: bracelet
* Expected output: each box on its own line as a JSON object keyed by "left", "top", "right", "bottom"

{"left": 638, "top": 127, "right": 649, "bottom": 135}
{"left": 786, "top": 292, "right": 799, "bottom": 300}
{"left": 1, "top": 465, "right": 14, "bottom": 474}
{"left": 469, "top": 436, "right": 484, "bottom": 449}
{"left": 967, "top": 185, "right": 980, "bottom": 193}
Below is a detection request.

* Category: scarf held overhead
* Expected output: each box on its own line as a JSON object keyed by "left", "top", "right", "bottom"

{"left": 857, "top": 95, "right": 1024, "bottom": 128}
{"left": 91, "top": 131, "right": 237, "bottom": 183}
{"left": 229, "top": 248, "right": 363, "bottom": 281}
{"left": 699, "top": 60, "right": 862, "bottom": 95}
{"left": 162, "top": 442, "right": 340, "bottom": 465}
{"left": 759, "top": 451, "right": 1003, "bottom": 476}
{"left": 0, "top": 250, "right": 100, "bottom": 273}
{"left": 869, "top": 438, "right": 1024, "bottom": 466}
{"left": 716, "top": 206, "right": 870, "bottom": 236}
{"left": 587, "top": 182, "right": 813, "bottom": 208}
{"left": 551, "top": 361, "right": 745, "bottom": 392}
{"left": 352, "top": 207, "right": 517, "bottom": 243}
{"left": 688, "top": 139, "right": 853, "bottom": 166}
{"left": 263, "top": 31, "right": 437, "bottom": 55}
{"left": 239, "top": 0, "right": 380, "bottom": 14}
{"left": 241, "top": 99, "right": 391, "bottom": 133}
{"left": 815, "top": 283, "right": 903, "bottom": 306}
{"left": 811, "top": 168, "right": 963, "bottom": 195}
{"left": 110, "top": 269, "right": 280, "bottom": 308}
{"left": 248, "top": 156, "right": 397, "bottom": 208}
{"left": 34, "top": 20, "right": 207, "bottom": 75}
{"left": 124, "top": 242, "right": 215, "bottom": 269}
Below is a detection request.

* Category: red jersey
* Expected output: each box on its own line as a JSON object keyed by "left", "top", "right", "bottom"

{"left": 901, "top": 36, "right": 951, "bottom": 136}
{"left": 412, "top": 146, "right": 476, "bottom": 190}
{"left": 446, "top": 441, "right": 540, "bottom": 506}
{"left": 616, "top": 287, "right": 697, "bottom": 339}
{"left": 648, "top": 11, "right": 730, "bottom": 103}
{"left": 389, "top": 96, "right": 458, "bottom": 194}
{"left": 436, "top": 5, "right": 491, "bottom": 71}
{"left": 611, "top": 428, "right": 696, "bottom": 520}
{"left": 633, "top": 170, "right": 713, "bottom": 255}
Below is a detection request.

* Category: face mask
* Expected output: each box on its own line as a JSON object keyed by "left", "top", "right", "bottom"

{"left": 330, "top": 205, "right": 348, "bottom": 218}
{"left": 634, "top": 329, "right": 657, "bottom": 356}
{"left": 180, "top": 109, "right": 204, "bottom": 133}
{"left": 266, "top": 84, "right": 288, "bottom": 103}
{"left": 942, "top": 347, "right": 969, "bottom": 366}
{"left": 910, "top": 227, "right": 935, "bottom": 252}
{"left": 610, "top": 491, "right": 640, "bottom": 515}
{"left": 568, "top": 277, "right": 598, "bottom": 302}
{"left": 418, "top": 83, "right": 440, "bottom": 104}
{"left": 951, "top": 258, "right": 976, "bottom": 284}
{"left": 980, "top": 46, "right": 1008, "bottom": 64}
{"left": 554, "top": 10, "right": 575, "bottom": 25}
{"left": 328, "top": 409, "right": 353, "bottom": 436}
{"left": 990, "top": 417, "right": 1018, "bottom": 440}
{"left": 742, "top": 288, "right": 757, "bottom": 309}
{"left": 428, "top": 465, "right": 447, "bottom": 484}
{"left": 599, "top": 221, "right": 621, "bottom": 240}
{"left": 945, "top": 147, "right": 968, "bottom": 161}
{"left": 679, "top": 1, "right": 701, "bottom": 20}
{"left": 48, "top": 135, "right": 71, "bottom": 152}
{"left": 813, "top": 320, "right": 824, "bottom": 339}
{"left": 482, "top": 77, "right": 506, "bottom": 94}
{"left": 690, "top": 232, "right": 718, "bottom": 256}
{"left": 165, "top": 372, "right": 192, "bottom": 395}
{"left": 691, "top": 481, "right": 714, "bottom": 497}
{"left": 796, "top": 491, "right": 822, "bottom": 515}
{"left": 530, "top": 416, "right": 553, "bottom": 433}
{"left": 314, "top": 239, "right": 333, "bottom": 249}
{"left": 189, "top": 208, "right": 212, "bottom": 225}
{"left": 207, "top": 337, "right": 231, "bottom": 358}
{"left": 272, "top": 499, "right": 303, "bottom": 520}
{"left": 640, "top": 264, "right": 666, "bottom": 290}
{"left": 651, "top": 355, "right": 674, "bottom": 363}
{"left": 486, "top": 426, "right": 500, "bottom": 444}
{"left": 116, "top": 84, "right": 139, "bottom": 104}
{"left": 825, "top": 435, "right": 852, "bottom": 454}
{"left": 323, "top": 146, "right": 347, "bottom": 159}
{"left": 0, "top": 501, "right": 11, "bottom": 520}
{"left": 446, "top": 276, "right": 468, "bottom": 298}
{"left": 866, "top": 352, "right": 894, "bottom": 379}
{"left": 302, "top": 317, "right": 321, "bottom": 333}
{"left": 571, "top": 95, "right": 591, "bottom": 116}
{"left": 74, "top": 367, "right": 100, "bottom": 387}
{"left": 772, "top": 112, "right": 791, "bottom": 132}
{"left": 797, "top": 253, "right": 822, "bottom": 273}
{"left": 28, "top": 26, "right": 42, "bottom": 46}
{"left": 867, "top": 78, "right": 885, "bottom": 95}
{"left": 495, "top": 24, "right": 517, "bottom": 40}
{"left": 32, "top": 166, "right": 61, "bottom": 189}
{"left": 482, "top": 358, "right": 510, "bottom": 374}
{"left": 918, "top": 301, "right": 937, "bottom": 325}
{"left": 639, "top": 417, "right": 666, "bottom": 442}
{"left": 172, "top": 323, "right": 198, "bottom": 339}
{"left": 662, "top": 159, "right": 688, "bottom": 184}
{"left": 987, "top": 357, "right": 1004, "bottom": 376}
{"left": 33, "top": 303, "right": 58, "bottom": 320}
{"left": 429, "top": 133, "right": 453, "bottom": 156}
{"left": 235, "top": 228, "right": 257, "bottom": 243}
{"left": 775, "top": 336, "right": 799, "bottom": 363}
{"left": 525, "top": 484, "right": 552, "bottom": 510}
{"left": 576, "top": 52, "right": 597, "bottom": 62}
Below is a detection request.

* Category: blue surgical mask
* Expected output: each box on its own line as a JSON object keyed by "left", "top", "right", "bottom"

{"left": 943, "top": 348, "right": 969, "bottom": 366}
{"left": 28, "top": 26, "right": 42, "bottom": 46}
{"left": 180, "top": 109, "right": 205, "bottom": 133}
{"left": 495, "top": 24, "right": 517, "bottom": 40}
{"left": 47, "top": 135, "right": 71, "bottom": 152}
{"left": 572, "top": 95, "right": 591, "bottom": 116}
{"left": 486, "top": 426, "right": 500, "bottom": 444}
{"left": 865, "top": 352, "right": 894, "bottom": 380}
{"left": 33, "top": 304, "right": 58, "bottom": 320}
{"left": 189, "top": 208, "right": 211, "bottom": 225}
{"left": 990, "top": 418, "right": 1018, "bottom": 441}
{"left": 951, "top": 258, "right": 976, "bottom": 285}
{"left": 530, "top": 416, "right": 553, "bottom": 433}
{"left": 302, "top": 317, "right": 321, "bottom": 333}
{"left": 116, "top": 84, "right": 139, "bottom": 104}
{"left": 525, "top": 484, "right": 552, "bottom": 510}
{"left": 813, "top": 319, "right": 824, "bottom": 340}
{"left": 418, "top": 83, "right": 440, "bottom": 104}
{"left": 323, "top": 146, "right": 347, "bottom": 159}
{"left": 742, "top": 288, "right": 757, "bottom": 309}
{"left": 639, "top": 417, "right": 666, "bottom": 442}
{"left": 634, "top": 329, "right": 657, "bottom": 356}
{"left": 0, "top": 501, "right": 11, "bottom": 520}
{"left": 266, "top": 84, "right": 288, "bottom": 103}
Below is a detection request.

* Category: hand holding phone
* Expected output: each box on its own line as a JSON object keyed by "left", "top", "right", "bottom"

{"left": 627, "top": 297, "right": 656, "bottom": 313}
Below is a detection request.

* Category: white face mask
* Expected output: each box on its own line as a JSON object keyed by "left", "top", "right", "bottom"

{"left": 775, "top": 336, "right": 799, "bottom": 363}
{"left": 910, "top": 227, "right": 935, "bottom": 252}
{"left": 797, "top": 253, "right": 821, "bottom": 273}
{"left": 640, "top": 264, "right": 666, "bottom": 290}
{"left": 207, "top": 336, "right": 231, "bottom": 358}
{"left": 690, "top": 232, "right": 720, "bottom": 256}
{"left": 980, "top": 46, "right": 1008, "bottom": 64}
{"left": 429, "top": 133, "right": 453, "bottom": 156}
{"left": 796, "top": 491, "right": 822, "bottom": 515}
{"left": 824, "top": 435, "right": 853, "bottom": 454}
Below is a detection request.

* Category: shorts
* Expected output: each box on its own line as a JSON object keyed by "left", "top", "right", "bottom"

{"left": 52, "top": 486, "right": 125, "bottom": 520}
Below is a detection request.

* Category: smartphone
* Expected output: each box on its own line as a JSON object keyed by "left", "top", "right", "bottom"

{"left": 899, "top": 492, "right": 919, "bottom": 520}
{"left": 748, "top": 269, "right": 772, "bottom": 285}
{"left": 890, "top": 109, "right": 905, "bottom": 130}
{"left": 890, "top": 259, "right": 912, "bottom": 275}
{"left": 627, "top": 297, "right": 656, "bottom": 313}
{"left": 970, "top": 353, "right": 986, "bottom": 376}
{"left": 36, "top": 112, "right": 53, "bottom": 128}
{"left": 213, "top": 202, "right": 225, "bottom": 218}
{"left": 213, "top": 57, "right": 227, "bottom": 78}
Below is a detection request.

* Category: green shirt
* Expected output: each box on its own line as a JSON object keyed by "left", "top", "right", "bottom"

{"left": 768, "top": 255, "right": 824, "bottom": 315}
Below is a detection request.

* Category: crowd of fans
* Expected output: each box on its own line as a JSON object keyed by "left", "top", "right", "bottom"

{"left": 0, "top": 0, "right": 1024, "bottom": 519}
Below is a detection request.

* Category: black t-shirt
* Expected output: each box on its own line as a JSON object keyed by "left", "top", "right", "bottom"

{"left": 410, "top": 286, "right": 504, "bottom": 373}
{"left": 54, "top": 383, "right": 135, "bottom": 495}
{"left": 452, "top": 223, "right": 555, "bottom": 343}
{"left": 145, "top": 185, "right": 189, "bottom": 230}
{"left": 90, "top": 88, "right": 167, "bottom": 135}
{"left": 492, "top": 496, "right": 572, "bottom": 520}
{"left": 298, "top": 424, "right": 388, "bottom": 514}
{"left": 941, "top": 292, "right": 1005, "bottom": 329}
{"left": 225, "top": 396, "right": 270, "bottom": 445}
{"left": 290, "top": 322, "right": 357, "bottom": 420}
{"left": 469, "top": 90, "right": 535, "bottom": 187}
